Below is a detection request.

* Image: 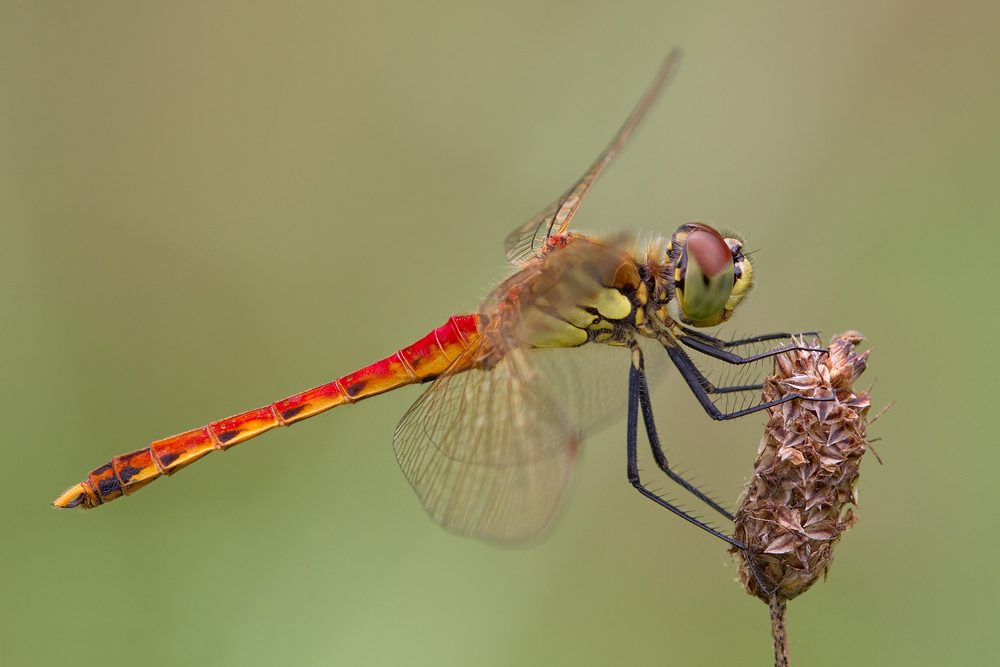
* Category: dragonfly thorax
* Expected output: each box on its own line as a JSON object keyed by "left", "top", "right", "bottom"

{"left": 480, "top": 225, "right": 753, "bottom": 367}
{"left": 478, "top": 236, "right": 651, "bottom": 358}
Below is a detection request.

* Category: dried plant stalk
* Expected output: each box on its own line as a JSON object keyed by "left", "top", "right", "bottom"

{"left": 731, "top": 331, "right": 875, "bottom": 601}
{"left": 730, "top": 332, "right": 879, "bottom": 666}
{"left": 769, "top": 596, "right": 789, "bottom": 667}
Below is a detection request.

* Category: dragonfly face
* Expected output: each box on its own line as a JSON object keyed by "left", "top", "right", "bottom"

{"left": 667, "top": 223, "right": 753, "bottom": 328}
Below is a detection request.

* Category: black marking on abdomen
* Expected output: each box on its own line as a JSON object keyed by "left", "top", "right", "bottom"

{"left": 97, "top": 475, "right": 122, "bottom": 497}
{"left": 216, "top": 430, "right": 240, "bottom": 445}
{"left": 345, "top": 381, "right": 367, "bottom": 398}
{"left": 158, "top": 452, "right": 180, "bottom": 468}
{"left": 117, "top": 465, "right": 141, "bottom": 484}
{"left": 280, "top": 405, "right": 305, "bottom": 421}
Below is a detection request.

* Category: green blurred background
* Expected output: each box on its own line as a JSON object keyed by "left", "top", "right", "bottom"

{"left": 2, "top": 2, "right": 998, "bottom": 665}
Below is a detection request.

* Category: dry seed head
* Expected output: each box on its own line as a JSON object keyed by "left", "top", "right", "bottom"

{"left": 731, "top": 332, "right": 874, "bottom": 601}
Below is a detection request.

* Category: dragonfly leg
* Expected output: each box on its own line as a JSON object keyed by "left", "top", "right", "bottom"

{"left": 678, "top": 326, "right": 820, "bottom": 350}
{"left": 633, "top": 351, "right": 734, "bottom": 521}
{"left": 629, "top": 343, "right": 782, "bottom": 597}
{"left": 626, "top": 343, "right": 745, "bottom": 547}
{"left": 664, "top": 343, "right": 832, "bottom": 420}
{"left": 705, "top": 380, "right": 765, "bottom": 395}
{"left": 678, "top": 333, "right": 826, "bottom": 366}
{"left": 627, "top": 342, "right": 778, "bottom": 595}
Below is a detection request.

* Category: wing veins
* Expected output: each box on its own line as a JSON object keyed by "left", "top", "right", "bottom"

{"left": 504, "top": 49, "right": 682, "bottom": 264}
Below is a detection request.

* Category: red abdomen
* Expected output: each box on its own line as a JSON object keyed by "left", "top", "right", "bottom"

{"left": 53, "top": 315, "right": 482, "bottom": 509}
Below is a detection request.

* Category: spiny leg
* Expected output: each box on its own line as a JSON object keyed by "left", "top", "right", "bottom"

{"left": 680, "top": 358, "right": 786, "bottom": 397}
{"left": 676, "top": 329, "right": 828, "bottom": 401}
{"left": 678, "top": 333, "right": 826, "bottom": 366}
{"left": 634, "top": 350, "right": 734, "bottom": 521}
{"left": 626, "top": 342, "right": 744, "bottom": 549}
{"left": 678, "top": 327, "right": 821, "bottom": 350}
{"left": 664, "top": 343, "right": 832, "bottom": 421}
{"left": 703, "top": 379, "right": 766, "bottom": 395}
{"left": 630, "top": 342, "right": 782, "bottom": 596}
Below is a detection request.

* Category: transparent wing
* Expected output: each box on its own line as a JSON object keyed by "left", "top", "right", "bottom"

{"left": 504, "top": 49, "right": 682, "bottom": 265}
{"left": 394, "top": 346, "right": 582, "bottom": 545}
{"left": 531, "top": 336, "right": 669, "bottom": 435}
{"left": 393, "top": 337, "right": 671, "bottom": 545}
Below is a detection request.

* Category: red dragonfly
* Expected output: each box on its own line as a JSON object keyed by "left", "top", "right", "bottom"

{"left": 54, "top": 51, "right": 825, "bottom": 548}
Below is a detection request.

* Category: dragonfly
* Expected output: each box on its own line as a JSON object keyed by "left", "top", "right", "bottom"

{"left": 54, "top": 50, "right": 827, "bottom": 552}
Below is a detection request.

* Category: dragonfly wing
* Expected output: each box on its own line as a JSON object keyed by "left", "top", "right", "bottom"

{"left": 394, "top": 347, "right": 581, "bottom": 545}
{"left": 504, "top": 49, "right": 682, "bottom": 265}
{"left": 530, "top": 335, "right": 669, "bottom": 436}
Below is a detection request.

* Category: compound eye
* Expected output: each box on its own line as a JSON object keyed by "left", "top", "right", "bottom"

{"left": 678, "top": 229, "right": 735, "bottom": 322}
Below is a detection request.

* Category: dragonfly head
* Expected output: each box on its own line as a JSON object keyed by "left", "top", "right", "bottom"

{"left": 670, "top": 223, "right": 753, "bottom": 327}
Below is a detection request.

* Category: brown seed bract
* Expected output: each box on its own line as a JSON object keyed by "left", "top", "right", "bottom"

{"left": 731, "top": 332, "right": 875, "bottom": 601}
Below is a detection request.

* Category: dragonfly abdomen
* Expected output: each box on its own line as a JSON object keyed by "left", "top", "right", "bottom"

{"left": 53, "top": 315, "right": 482, "bottom": 509}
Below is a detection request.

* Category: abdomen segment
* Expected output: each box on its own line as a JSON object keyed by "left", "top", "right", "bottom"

{"left": 53, "top": 314, "right": 482, "bottom": 509}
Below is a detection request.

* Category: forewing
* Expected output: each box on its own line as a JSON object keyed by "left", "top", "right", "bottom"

{"left": 394, "top": 347, "right": 581, "bottom": 545}
{"left": 504, "top": 50, "right": 682, "bottom": 265}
